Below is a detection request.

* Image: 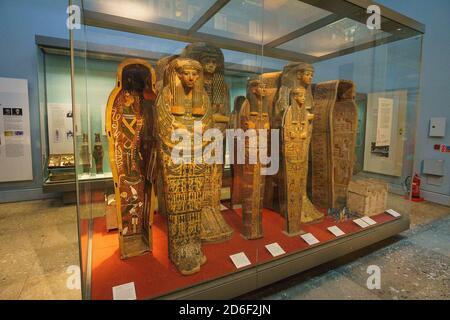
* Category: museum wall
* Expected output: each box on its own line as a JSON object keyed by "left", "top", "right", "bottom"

{"left": 377, "top": 0, "right": 450, "bottom": 205}
{"left": 0, "top": 0, "right": 68, "bottom": 202}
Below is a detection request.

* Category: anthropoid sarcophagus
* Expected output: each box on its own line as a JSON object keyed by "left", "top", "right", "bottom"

{"left": 233, "top": 78, "right": 270, "bottom": 239}
{"left": 180, "top": 43, "right": 233, "bottom": 243}
{"left": 230, "top": 95, "right": 246, "bottom": 208}
{"left": 154, "top": 54, "right": 178, "bottom": 218}
{"left": 106, "top": 59, "right": 157, "bottom": 259}
{"left": 312, "top": 80, "right": 358, "bottom": 209}
{"left": 276, "top": 62, "right": 323, "bottom": 234}
{"left": 156, "top": 58, "right": 213, "bottom": 275}
{"left": 260, "top": 72, "right": 282, "bottom": 211}
{"left": 281, "top": 86, "right": 323, "bottom": 235}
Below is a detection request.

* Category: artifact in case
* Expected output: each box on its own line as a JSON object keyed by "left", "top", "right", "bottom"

{"left": 180, "top": 43, "right": 233, "bottom": 244}
{"left": 233, "top": 78, "right": 270, "bottom": 239}
{"left": 278, "top": 62, "right": 324, "bottom": 235}
{"left": 312, "top": 80, "right": 358, "bottom": 210}
{"left": 106, "top": 58, "right": 157, "bottom": 259}
{"left": 347, "top": 179, "right": 388, "bottom": 217}
{"left": 92, "top": 133, "right": 104, "bottom": 174}
{"left": 156, "top": 58, "right": 212, "bottom": 275}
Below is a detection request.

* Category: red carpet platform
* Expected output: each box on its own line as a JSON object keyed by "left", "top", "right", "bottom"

{"left": 90, "top": 207, "right": 397, "bottom": 299}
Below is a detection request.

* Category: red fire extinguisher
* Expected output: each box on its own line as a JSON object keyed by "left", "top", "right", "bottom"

{"left": 411, "top": 174, "right": 424, "bottom": 202}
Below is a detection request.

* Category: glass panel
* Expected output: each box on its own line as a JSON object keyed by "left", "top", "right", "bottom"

{"left": 73, "top": 0, "right": 423, "bottom": 300}
{"left": 314, "top": 36, "right": 422, "bottom": 187}
{"left": 85, "top": 26, "right": 188, "bottom": 55}
{"left": 223, "top": 49, "right": 288, "bottom": 73}
{"left": 262, "top": 1, "right": 332, "bottom": 43}
{"left": 71, "top": 0, "right": 90, "bottom": 299}
{"left": 258, "top": 0, "right": 423, "bottom": 291}
{"left": 198, "top": 0, "right": 264, "bottom": 43}
{"left": 199, "top": 0, "right": 332, "bottom": 44}
{"left": 83, "top": 0, "right": 216, "bottom": 29}
{"left": 74, "top": 0, "right": 265, "bottom": 299}
{"left": 279, "top": 18, "right": 392, "bottom": 57}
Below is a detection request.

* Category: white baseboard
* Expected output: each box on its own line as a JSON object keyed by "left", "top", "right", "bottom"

{"left": 421, "top": 190, "right": 450, "bottom": 206}
{"left": 0, "top": 188, "right": 60, "bottom": 203}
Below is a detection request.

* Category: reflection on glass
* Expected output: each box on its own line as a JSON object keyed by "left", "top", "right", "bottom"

{"left": 198, "top": 0, "right": 331, "bottom": 44}
{"left": 198, "top": 0, "right": 264, "bottom": 43}
{"left": 85, "top": 26, "right": 188, "bottom": 56}
{"left": 84, "top": 0, "right": 216, "bottom": 29}
{"left": 262, "top": 0, "right": 331, "bottom": 43}
{"left": 279, "top": 18, "right": 391, "bottom": 57}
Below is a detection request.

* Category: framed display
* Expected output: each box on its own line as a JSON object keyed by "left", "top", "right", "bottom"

{"left": 0, "top": 77, "right": 33, "bottom": 182}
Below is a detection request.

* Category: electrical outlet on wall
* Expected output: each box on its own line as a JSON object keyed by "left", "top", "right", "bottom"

{"left": 429, "top": 117, "right": 446, "bottom": 137}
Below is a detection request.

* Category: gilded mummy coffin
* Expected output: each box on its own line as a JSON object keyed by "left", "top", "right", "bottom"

{"left": 233, "top": 79, "right": 270, "bottom": 239}
{"left": 106, "top": 59, "right": 157, "bottom": 259}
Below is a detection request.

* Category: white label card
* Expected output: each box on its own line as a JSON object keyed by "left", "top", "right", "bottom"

{"left": 361, "top": 216, "right": 377, "bottom": 225}
{"left": 265, "top": 243, "right": 286, "bottom": 257}
{"left": 112, "top": 282, "right": 137, "bottom": 300}
{"left": 232, "top": 204, "right": 242, "bottom": 209}
{"left": 327, "top": 226, "right": 346, "bottom": 237}
{"left": 353, "top": 218, "right": 370, "bottom": 228}
{"left": 230, "top": 252, "right": 251, "bottom": 269}
{"left": 300, "top": 233, "right": 320, "bottom": 245}
{"left": 386, "top": 209, "right": 401, "bottom": 217}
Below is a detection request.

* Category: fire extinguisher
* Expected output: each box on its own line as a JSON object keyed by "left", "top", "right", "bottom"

{"left": 411, "top": 174, "right": 424, "bottom": 202}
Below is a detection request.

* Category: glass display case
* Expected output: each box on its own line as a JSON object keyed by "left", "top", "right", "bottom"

{"left": 38, "top": 50, "right": 76, "bottom": 190}
{"left": 69, "top": 0, "right": 424, "bottom": 299}
{"left": 37, "top": 41, "right": 116, "bottom": 201}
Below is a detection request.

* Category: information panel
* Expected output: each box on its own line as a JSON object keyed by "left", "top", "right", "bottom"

{"left": 0, "top": 77, "right": 33, "bottom": 182}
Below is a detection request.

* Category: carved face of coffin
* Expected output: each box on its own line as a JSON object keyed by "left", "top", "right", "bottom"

{"left": 296, "top": 69, "right": 314, "bottom": 86}
{"left": 291, "top": 87, "right": 306, "bottom": 106}
{"left": 177, "top": 66, "right": 200, "bottom": 89}
{"left": 201, "top": 56, "right": 218, "bottom": 74}
{"left": 249, "top": 80, "right": 267, "bottom": 98}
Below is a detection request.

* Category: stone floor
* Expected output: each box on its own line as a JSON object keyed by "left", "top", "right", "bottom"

{"left": 241, "top": 196, "right": 450, "bottom": 300}
{"left": 0, "top": 199, "right": 81, "bottom": 300}
{"left": 0, "top": 194, "right": 448, "bottom": 300}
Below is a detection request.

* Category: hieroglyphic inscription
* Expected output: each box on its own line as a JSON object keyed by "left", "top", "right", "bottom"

{"left": 180, "top": 42, "right": 233, "bottom": 243}
{"left": 106, "top": 59, "right": 157, "bottom": 259}
{"left": 156, "top": 58, "right": 212, "bottom": 275}
{"left": 282, "top": 86, "right": 323, "bottom": 235}
{"left": 312, "top": 80, "right": 358, "bottom": 209}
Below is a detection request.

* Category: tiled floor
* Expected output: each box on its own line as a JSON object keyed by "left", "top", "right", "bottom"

{"left": 0, "top": 194, "right": 448, "bottom": 300}
{"left": 0, "top": 199, "right": 81, "bottom": 300}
